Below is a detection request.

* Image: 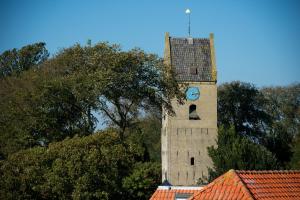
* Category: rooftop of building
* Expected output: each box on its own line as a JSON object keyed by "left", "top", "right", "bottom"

{"left": 150, "top": 185, "right": 204, "bottom": 200}
{"left": 190, "top": 169, "right": 300, "bottom": 200}
{"left": 151, "top": 169, "right": 300, "bottom": 200}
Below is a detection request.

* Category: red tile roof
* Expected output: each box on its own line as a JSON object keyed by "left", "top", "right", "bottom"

{"left": 150, "top": 186, "right": 203, "bottom": 200}
{"left": 190, "top": 169, "right": 300, "bottom": 200}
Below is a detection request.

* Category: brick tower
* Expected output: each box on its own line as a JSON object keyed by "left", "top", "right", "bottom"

{"left": 161, "top": 32, "right": 217, "bottom": 186}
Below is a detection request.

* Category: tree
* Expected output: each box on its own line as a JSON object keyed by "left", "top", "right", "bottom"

{"left": 0, "top": 42, "right": 182, "bottom": 158}
{"left": 122, "top": 162, "right": 161, "bottom": 200}
{"left": 206, "top": 82, "right": 299, "bottom": 180}
{"left": 124, "top": 114, "right": 162, "bottom": 162}
{"left": 217, "top": 81, "right": 297, "bottom": 168}
{"left": 206, "top": 126, "right": 278, "bottom": 182}
{"left": 0, "top": 44, "right": 100, "bottom": 158}
{"left": 93, "top": 47, "right": 183, "bottom": 140}
{"left": 0, "top": 66, "right": 97, "bottom": 158}
{"left": 261, "top": 84, "right": 300, "bottom": 167}
{"left": 0, "top": 130, "right": 150, "bottom": 200}
{"left": 218, "top": 81, "right": 271, "bottom": 138}
{"left": 290, "top": 135, "right": 300, "bottom": 169}
{"left": 0, "top": 42, "right": 49, "bottom": 78}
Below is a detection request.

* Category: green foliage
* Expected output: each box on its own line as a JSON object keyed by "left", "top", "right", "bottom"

{"left": 207, "top": 126, "right": 278, "bottom": 181}
{"left": 0, "top": 130, "right": 147, "bottom": 200}
{"left": 92, "top": 47, "right": 183, "bottom": 140}
{"left": 122, "top": 162, "right": 161, "bottom": 200}
{"left": 217, "top": 81, "right": 300, "bottom": 168}
{"left": 134, "top": 116, "right": 162, "bottom": 162}
{"left": 261, "top": 84, "right": 300, "bottom": 166}
{"left": 290, "top": 136, "right": 300, "bottom": 169}
{"left": 218, "top": 81, "right": 271, "bottom": 138}
{"left": 0, "top": 42, "right": 49, "bottom": 78}
{"left": 0, "top": 69, "right": 97, "bottom": 158}
{"left": 0, "top": 42, "right": 181, "bottom": 158}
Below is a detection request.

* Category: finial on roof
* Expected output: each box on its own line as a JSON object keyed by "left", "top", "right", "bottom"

{"left": 185, "top": 9, "right": 191, "bottom": 37}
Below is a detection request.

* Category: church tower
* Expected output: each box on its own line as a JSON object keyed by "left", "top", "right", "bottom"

{"left": 161, "top": 32, "right": 217, "bottom": 186}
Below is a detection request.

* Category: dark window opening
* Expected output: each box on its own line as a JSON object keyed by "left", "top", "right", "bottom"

{"left": 191, "top": 157, "right": 194, "bottom": 165}
{"left": 189, "top": 104, "right": 200, "bottom": 120}
{"left": 175, "top": 193, "right": 192, "bottom": 200}
{"left": 190, "top": 67, "right": 198, "bottom": 75}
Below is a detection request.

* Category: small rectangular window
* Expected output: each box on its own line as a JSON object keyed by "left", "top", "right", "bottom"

{"left": 191, "top": 157, "right": 194, "bottom": 165}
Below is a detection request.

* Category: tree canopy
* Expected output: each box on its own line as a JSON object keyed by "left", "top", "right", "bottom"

{"left": 206, "top": 126, "right": 278, "bottom": 181}
{"left": 122, "top": 162, "right": 161, "bottom": 200}
{"left": 261, "top": 84, "right": 300, "bottom": 166}
{"left": 218, "top": 81, "right": 271, "bottom": 138}
{"left": 207, "top": 82, "right": 300, "bottom": 180}
{"left": 0, "top": 42, "right": 182, "bottom": 159}
{"left": 0, "top": 130, "right": 160, "bottom": 200}
{"left": 0, "top": 42, "right": 49, "bottom": 78}
{"left": 92, "top": 47, "right": 183, "bottom": 140}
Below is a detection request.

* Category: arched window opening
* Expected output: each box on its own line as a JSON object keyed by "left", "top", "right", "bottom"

{"left": 189, "top": 104, "right": 200, "bottom": 120}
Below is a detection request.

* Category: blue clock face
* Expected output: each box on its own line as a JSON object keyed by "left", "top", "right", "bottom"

{"left": 186, "top": 87, "right": 200, "bottom": 101}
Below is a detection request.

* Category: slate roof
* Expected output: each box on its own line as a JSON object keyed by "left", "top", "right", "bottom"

{"left": 169, "top": 37, "right": 213, "bottom": 82}
{"left": 150, "top": 186, "right": 203, "bottom": 200}
{"left": 190, "top": 169, "right": 300, "bottom": 200}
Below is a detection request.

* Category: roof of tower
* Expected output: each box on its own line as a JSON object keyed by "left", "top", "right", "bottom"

{"left": 164, "top": 33, "right": 217, "bottom": 82}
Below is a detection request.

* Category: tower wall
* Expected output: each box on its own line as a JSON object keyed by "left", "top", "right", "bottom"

{"left": 162, "top": 82, "right": 217, "bottom": 185}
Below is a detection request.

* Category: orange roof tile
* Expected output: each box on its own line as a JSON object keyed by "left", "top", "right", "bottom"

{"left": 150, "top": 186, "right": 203, "bottom": 200}
{"left": 190, "top": 169, "right": 300, "bottom": 200}
{"left": 237, "top": 170, "right": 300, "bottom": 200}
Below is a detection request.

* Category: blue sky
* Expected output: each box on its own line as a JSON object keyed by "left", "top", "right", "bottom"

{"left": 1, "top": 0, "right": 300, "bottom": 87}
